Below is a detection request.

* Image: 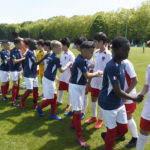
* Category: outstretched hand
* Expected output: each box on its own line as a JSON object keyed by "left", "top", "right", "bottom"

{"left": 134, "top": 94, "right": 144, "bottom": 103}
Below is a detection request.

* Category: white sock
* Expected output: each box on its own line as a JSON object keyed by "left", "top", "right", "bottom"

{"left": 92, "top": 102, "right": 97, "bottom": 117}
{"left": 128, "top": 118, "right": 138, "bottom": 138}
{"left": 82, "top": 94, "right": 88, "bottom": 114}
{"left": 58, "top": 91, "right": 64, "bottom": 104}
{"left": 136, "top": 133, "right": 149, "bottom": 150}
{"left": 67, "top": 91, "right": 71, "bottom": 106}
{"left": 99, "top": 109, "right": 103, "bottom": 120}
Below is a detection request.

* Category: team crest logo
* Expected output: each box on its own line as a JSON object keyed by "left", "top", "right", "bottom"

{"left": 102, "top": 56, "right": 105, "bottom": 61}
{"left": 113, "top": 76, "right": 117, "bottom": 80}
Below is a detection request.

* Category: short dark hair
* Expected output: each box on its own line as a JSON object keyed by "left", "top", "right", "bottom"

{"left": 44, "top": 40, "right": 51, "bottom": 49}
{"left": 14, "top": 38, "right": 22, "bottom": 45}
{"left": 60, "top": 37, "right": 70, "bottom": 48}
{"left": 112, "top": 37, "right": 130, "bottom": 51}
{"left": 94, "top": 32, "right": 107, "bottom": 43}
{"left": 37, "top": 39, "right": 44, "bottom": 46}
{"left": 24, "top": 38, "right": 31, "bottom": 46}
{"left": 80, "top": 41, "right": 95, "bottom": 51}
{"left": 28, "top": 39, "right": 37, "bottom": 50}
{"left": 2, "top": 40, "right": 9, "bottom": 45}
{"left": 12, "top": 31, "right": 19, "bottom": 38}
{"left": 74, "top": 36, "right": 88, "bottom": 46}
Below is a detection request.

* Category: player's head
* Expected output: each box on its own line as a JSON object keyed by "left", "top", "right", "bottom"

{"left": 74, "top": 36, "right": 88, "bottom": 51}
{"left": 2, "top": 40, "right": 10, "bottom": 50}
{"left": 27, "top": 39, "right": 37, "bottom": 51}
{"left": 14, "top": 38, "right": 23, "bottom": 50}
{"left": 80, "top": 41, "right": 95, "bottom": 60}
{"left": 23, "top": 38, "right": 31, "bottom": 49}
{"left": 12, "top": 31, "right": 19, "bottom": 39}
{"left": 112, "top": 37, "right": 130, "bottom": 60}
{"left": 51, "top": 40, "right": 62, "bottom": 55}
{"left": 37, "top": 39, "right": 44, "bottom": 50}
{"left": 60, "top": 37, "right": 70, "bottom": 51}
{"left": 94, "top": 32, "right": 107, "bottom": 49}
{"left": 44, "top": 40, "right": 51, "bottom": 52}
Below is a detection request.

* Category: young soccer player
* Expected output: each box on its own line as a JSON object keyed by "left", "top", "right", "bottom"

{"left": 57, "top": 37, "right": 75, "bottom": 111}
{"left": 99, "top": 37, "right": 143, "bottom": 150}
{"left": 0, "top": 41, "right": 10, "bottom": 101}
{"left": 36, "top": 40, "right": 72, "bottom": 120}
{"left": 69, "top": 41, "right": 103, "bottom": 148}
{"left": 85, "top": 32, "right": 112, "bottom": 129}
{"left": 136, "top": 65, "right": 150, "bottom": 150}
{"left": 10, "top": 38, "right": 25, "bottom": 106}
{"left": 36, "top": 39, "right": 46, "bottom": 80}
{"left": 20, "top": 39, "right": 48, "bottom": 109}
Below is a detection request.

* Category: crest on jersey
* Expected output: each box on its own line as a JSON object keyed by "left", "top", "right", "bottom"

{"left": 113, "top": 76, "right": 117, "bottom": 80}
{"left": 102, "top": 56, "right": 105, "bottom": 61}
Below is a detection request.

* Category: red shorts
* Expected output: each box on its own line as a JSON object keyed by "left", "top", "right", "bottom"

{"left": 91, "top": 88, "right": 100, "bottom": 98}
{"left": 140, "top": 117, "right": 150, "bottom": 131}
{"left": 125, "top": 103, "right": 136, "bottom": 114}
{"left": 85, "top": 88, "right": 91, "bottom": 95}
{"left": 58, "top": 81, "right": 69, "bottom": 91}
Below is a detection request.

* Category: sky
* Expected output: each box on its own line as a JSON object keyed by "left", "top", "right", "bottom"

{"left": 0, "top": 0, "right": 145, "bottom": 24}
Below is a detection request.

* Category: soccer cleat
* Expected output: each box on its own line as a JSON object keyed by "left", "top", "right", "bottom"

{"left": 32, "top": 103, "right": 37, "bottom": 109}
{"left": 12, "top": 102, "right": 20, "bottom": 107}
{"left": 77, "top": 136, "right": 89, "bottom": 148}
{"left": 20, "top": 100, "right": 26, "bottom": 109}
{"left": 64, "top": 111, "right": 73, "bottom": 116}
{"left": 101, "top": 132, "right": 106, "bottom": 141}
{"left": 64, "top": 105, "right": 71, "bottom": 111}
{"left": 81, "top": 113, "right": 86, "bottom": 120}
{"left": 85, "top": 117, "right": 98, "bottom": 124}
{"left": 2, "top": 97, "right": 9, "bottom": 101}
{"left": 36, "top": 106, "right": 44, "bottom": 117}
{"left": 125, "top": 137, "right": 137, "bottom": 148}
{"left": 56, "top": 102, "right": 62, "bottom": 107}
{"left": 115, "top": 135, "right": 125, "bottom": 142}
{"left": 94, "top": 120, "right": 103, "bottom": 129}
{"left": 50, "top": 114, "right": 62, "bottom": 120}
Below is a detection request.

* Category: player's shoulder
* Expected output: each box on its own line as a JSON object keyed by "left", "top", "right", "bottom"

{"left": 68, "top": 49, "right": 75, "bottom": 56}
{"left": 104, "top": 49, "right": 112, "bottom": 55}
{"left": 147, "top": 64, "right": 150, "bottom": 70}
{"left": 106, "top": 58, "right": 118, "bottom": 70}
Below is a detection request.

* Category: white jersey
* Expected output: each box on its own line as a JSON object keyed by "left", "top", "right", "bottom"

{"left": 123, "top": 59, "right": 137, "bottom": 104}
{"left": 141, "top": 65, "right": 150, "bottom": 121}
{"left": 91, "top": 49, "right": 112, "bottom": 90}
{"left": 60, "top": 50, "right": 75, "bottom": 83}
{"left": 86, "top": 57, "right": 93, "bottom": 71}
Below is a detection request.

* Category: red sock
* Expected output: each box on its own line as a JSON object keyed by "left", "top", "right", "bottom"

{"left": 1, "top": 85, "right": 6, "bottom": 97}
{"left": 33, "top": 89, "right": 38, "bottom": 104}
{"left": 105, "top": 127, "right": 117, "bottom": 150}
{"left": 74, "top": 113, "right": 82, "bottom": 139}
{"left": 12, "top": 85, "right": 17, "bottom": 102}
{"left": 51, "top": 94, "right": 57, "bottom": 115}
{"left": 39, "top": 99, "right": 51, "bottom": 110}
{"left": 71, "top": 111, "right": 75, "bottom": 127}
{"left": 6, "top": 81, "right": 9, "bottom": 93}
{"left": 116, "top": 124, "right": 128, "bottom": 137}
{"left": 16, "top": 80, "right": 20, "bottom": 97}
{"left": 21, "top": 90, "right": 30, "bottom": 102}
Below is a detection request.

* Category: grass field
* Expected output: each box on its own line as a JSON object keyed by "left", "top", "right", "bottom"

{"left": 0, "top": 46, "right": 150, "bottom": 150}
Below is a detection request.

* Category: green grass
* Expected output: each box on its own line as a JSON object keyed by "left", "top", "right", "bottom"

{"left": 0, "top": 47, "right": 150, "bottom": 150}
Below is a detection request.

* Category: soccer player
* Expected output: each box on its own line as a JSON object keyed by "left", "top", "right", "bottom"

{"left": 69, "top": 41, "right": 103, "bottom": 148}
{"left": 20, "top": 39, "right": 48, "bottom": 109}
{"left": 99, "top": 37, "right": 143, "bottom": 150}
{"left": 136, "top": 65, "right": 150, "bottom": 150}
{"left": 0, "top": 41, "right": 11, "bottom": 101}
{"left": 10, "top": 38, "right": 25, "bottom": 106}
{"left": 36, "top": 40, "right": 72, "bottom": 120}
{"left": 85, "top": 32, "right": 112, "bottom": 129}
{"left": 57, "top": 37, "right": 75, "bottom": 111}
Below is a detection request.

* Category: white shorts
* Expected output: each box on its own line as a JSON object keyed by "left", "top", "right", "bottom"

{"left": 10, "top": 71, "right": 22, "bottom": 81}
{"left": 24, "top": 77, "right": 38, "bottom": 90}
{"left": 69, "top": 83, "right": 86, "bottom": 111}
{"left": 0, "top": 71, "right": 10, "bottom": 82}
{"left": 100, "top": 105, "right": 128, "bottom": 129}
{"left": 42, "top": 76, "right": 56, "bottom": 99}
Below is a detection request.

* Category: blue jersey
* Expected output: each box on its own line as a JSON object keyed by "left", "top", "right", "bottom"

{"left": 10, "top": 48, "right": 22, "bottom": 72}
{"left": 98, "top": 58, "right": 125, "bottom": 110}
{"left": 44, "top": 53, "right": 62, "bottom": 81}
{"left": 0, "top": 49, "right": 10, "bottom": 71}
{"left": 70, "top": 54, "right": 88, "bottom": 85}
{"left": 23, "top": 50, "right": 37, "bottom": 78}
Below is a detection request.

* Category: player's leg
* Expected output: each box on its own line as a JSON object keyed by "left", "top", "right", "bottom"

{"left": 81, "top": 93, "right": 88, "bottom": 119}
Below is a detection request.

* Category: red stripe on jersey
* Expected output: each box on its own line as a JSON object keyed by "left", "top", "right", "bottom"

{"left": 125, "top": 71, "right": 131, "bottom": 86}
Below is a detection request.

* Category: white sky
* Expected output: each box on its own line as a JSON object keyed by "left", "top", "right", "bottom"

{"left": 0, "top": 0, "right": 144, "bottom": 24}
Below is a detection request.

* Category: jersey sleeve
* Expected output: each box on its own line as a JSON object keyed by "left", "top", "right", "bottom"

{"left": 125, "top": 60, "right": 136, "bottom": 78}
{"left": 70, "top": 53, "right": 75, "bottom": 62}
{"left": 107, "top": 66, "right": 120, "bottom": 85}
{"left": 56, "top": 57, "right": 62, "bottom": 68}
{"left": 146, "top": 65, "right": 150, "bottom": 86}
{"left": 10, "top": 50, "right": 16, "bottom": 60}
{"left": 78, "top": 60, "right": 88, "bottom": 74}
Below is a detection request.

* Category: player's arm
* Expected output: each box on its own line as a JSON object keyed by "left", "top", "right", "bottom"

{"left": 13, "top": 57, "right": 25, "bottom": 64}
{"left": 59, "top": 61, "right": 72, "bottom": 73}
{"left": 32, "top": 53, "right": 49, "bottom": 65}
{"left": 84, "top": 70, "right": 103, "bottom": 79}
